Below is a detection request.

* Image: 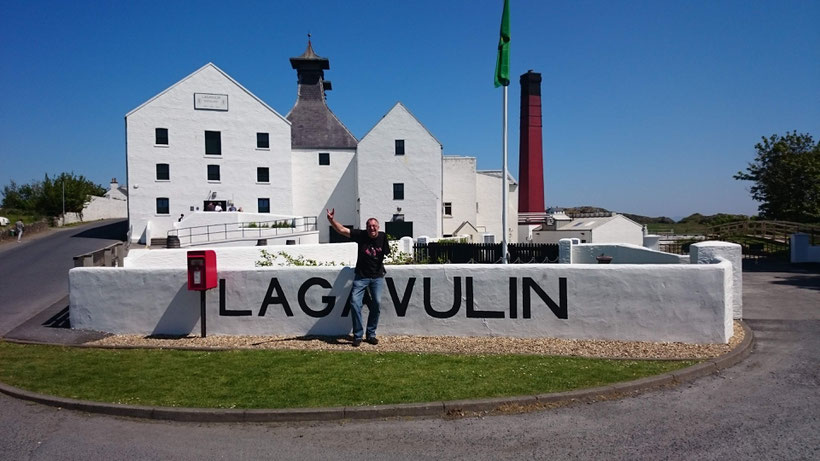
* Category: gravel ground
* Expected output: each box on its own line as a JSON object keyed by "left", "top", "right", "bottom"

{"left": 87, "top": 321, "right": 744, "bottom": 359}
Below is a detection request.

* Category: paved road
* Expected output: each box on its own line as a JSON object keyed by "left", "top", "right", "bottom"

{"left": 0, "top": 236, "right": 817, "bottom": 459}
{"left": 0, "top": 219, "right": 126, "bottom": 336}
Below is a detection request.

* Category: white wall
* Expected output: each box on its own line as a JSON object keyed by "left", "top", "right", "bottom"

{"left": 126, "top": 63, "right": 292, "bottom": 243}
{"left": 291, "top": 148, "right": 357, "bottom": 242}
{"left": 70, "top": 261, "right": 732, "bottom": 343}
{"left": 62, "top": 195, "right": 128, "bottom": 225}
{"left": 476, "top": 171, "right": 518, "bottom": 243}
{"left": 690, "top": 241, "right": 743, "bottom": 320}
{"left": 570, "top": 243, "right": 689, "bottom": 264}
{"left": 442, "top": 157, "right": 478, "bottom": 236}
{"left": 358, "top": 103, "right": 442, "bottom": 238}
{"left": 62, "top": 181, "right": 128, "bottom": 225}
{"left": 124, "top": 243, "right": 357, "bottom": 269}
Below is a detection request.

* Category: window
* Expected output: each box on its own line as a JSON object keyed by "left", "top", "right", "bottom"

{"left": 156, "top": 197, "right": 169, "bottom": 215}
{"left": 444, "top": 202, "right": 452, "bottom": 216}
{"left": 258, "top": 198, "right": 270, "bottom": 213}
{"left": 257, "top": 167, "right": 270, "bottom": 183}
{"left": 395, "top": 139, "right": 405, "bottom": 156}
{"left": 393, "top": 183, "right": 404, "bottom": 200}
{"left": 257, "top": 132, "right": 269, "bottom": 149}
{"left": 155, "top": 128, "right": 168, "bottom": 145}
{"left": 318, "top": 152, "right": 330, "bottom": 166}
{"left": 156, "top": 163, "right": 169, "bottom": 180}
{"left": 205, "top": 131, "right": 221, "bottom": 155}
{"left": 207, "top": 164, "right": 220, "bottom": 181}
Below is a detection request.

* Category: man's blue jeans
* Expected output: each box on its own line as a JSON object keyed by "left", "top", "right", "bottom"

{"left": 350, "top": 276, "right": 384, "bottom": 340}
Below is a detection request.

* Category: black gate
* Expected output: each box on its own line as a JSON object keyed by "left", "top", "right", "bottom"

{"left": 413, "top": 242, "right": 559, "bottom": 264}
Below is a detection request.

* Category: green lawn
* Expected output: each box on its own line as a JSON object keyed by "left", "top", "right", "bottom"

{"left": 0, "top": 342, "right": 696, "bottom": 409}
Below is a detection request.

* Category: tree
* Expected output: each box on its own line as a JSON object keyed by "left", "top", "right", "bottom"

{"left": 1, "top": 172, "right": 105, "bottom": 218}
{"left": 1, "top": 180, "right": 40, "bottom": 211}
{"left": 734, "top": 131, "right": 820, "bottom": 222}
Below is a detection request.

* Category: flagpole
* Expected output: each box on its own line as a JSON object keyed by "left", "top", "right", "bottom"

{"left": 495, "top": 0, "right": 510, "bottom": 264}
{"left": 502, "top": 85, "right": 508, "bottom": 264}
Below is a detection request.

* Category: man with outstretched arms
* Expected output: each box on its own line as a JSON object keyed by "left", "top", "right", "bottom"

{"left": 327, "top": 208, "right": 390, "bottom": 347}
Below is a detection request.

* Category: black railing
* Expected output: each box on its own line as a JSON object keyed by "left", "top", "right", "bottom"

{"left": 413, "top": 242, "right": 559, "bottom": 264}
{"left": 659, "top": 242, "right": 690, "bottom": 255}
{"left": 725, "top": 237, "right": 790, "bottom": 261}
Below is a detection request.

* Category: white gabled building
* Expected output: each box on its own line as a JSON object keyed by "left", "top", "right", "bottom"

{"left": 532, "top": 213, "right": 643, "bottom": 245}
{"left": 125, "top": 63, "right": 292, "bottom": 243}
{"left": 125, "top": 41, "right": 518, "bottom": 246}
{"left": 358, "top": 102, "right": 442, "bottom": 240}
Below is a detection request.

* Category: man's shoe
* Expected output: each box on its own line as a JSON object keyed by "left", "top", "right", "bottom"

{"left": 365, "top": 336, "right": 379, "bottom": 345}
{"left": 352, "top": 338, "right": 362, "bottom": 347}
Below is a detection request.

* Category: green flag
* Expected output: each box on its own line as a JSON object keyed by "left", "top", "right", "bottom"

{"left": 494, "top": 0, "right": 510, "bottom": 87}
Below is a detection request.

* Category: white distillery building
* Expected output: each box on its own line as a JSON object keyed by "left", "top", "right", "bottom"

{"left": 442, "top": 156, "right": 518, "bottom": 242}
{"left": 125, "top": 41, "right": 516, "bottom": 245}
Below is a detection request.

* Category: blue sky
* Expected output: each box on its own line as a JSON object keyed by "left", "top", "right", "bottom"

{"left": 1, "top": 0, "right": 818, "bottom": 219}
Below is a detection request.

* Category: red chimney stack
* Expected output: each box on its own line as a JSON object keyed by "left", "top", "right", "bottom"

{"left": 518, "top": 70, "right": 545, "bottom": 219}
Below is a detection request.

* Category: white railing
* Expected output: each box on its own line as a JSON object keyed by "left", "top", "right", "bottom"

{"left": 168, "top": 216, "right": 318, "bottom": 246}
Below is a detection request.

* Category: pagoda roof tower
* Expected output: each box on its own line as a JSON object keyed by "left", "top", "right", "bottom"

{"left": 286, "top": 37, "right": 357, "bottom": 149}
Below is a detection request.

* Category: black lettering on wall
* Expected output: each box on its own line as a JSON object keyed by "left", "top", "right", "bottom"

{"left": 523, "top": 277, "right": 568, "bottom": 319}
{"left": 466, "top": 277, "right": 504, "bottom": 318}
{"left": 219, "top": 279, "right": 251, "bottom": 316}
{"left": 298, "top": 277, "right": 336, "bottom": 318}
{"left": 259, "top": 278, "right": 293, "bottom": 317}
{"left": 424, "top": 276, "right": 461, "bottom": 319}
{"left": 509, "top": 277, "right": 518, "bottom": 319}
{"left": 386, "top": 277, "right": 415, "bottom": 317}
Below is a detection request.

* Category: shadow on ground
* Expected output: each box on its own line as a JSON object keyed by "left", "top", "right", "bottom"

{"left": 70, "top": 220, "right": 128, "bottom": 241}
{"left": 743, "top": 260, "right": 819, "bottom": 273}
{"left": 743, "top": 260, "right": 820, "bottom": 292}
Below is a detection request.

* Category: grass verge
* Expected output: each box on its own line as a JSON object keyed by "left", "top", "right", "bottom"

{"left": 0, "top": 341, "right": 697, "bottom": 409}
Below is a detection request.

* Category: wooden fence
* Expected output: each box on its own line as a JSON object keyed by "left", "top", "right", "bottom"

{"left": 708, "top": 220, "right": 819, "bottom": 243}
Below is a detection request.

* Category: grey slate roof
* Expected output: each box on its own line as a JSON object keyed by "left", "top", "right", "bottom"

{"left": 286, "top": 41, "right": 357, "bottom": 149}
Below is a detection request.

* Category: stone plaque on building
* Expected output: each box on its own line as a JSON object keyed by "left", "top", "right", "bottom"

{"left": 194, "top": 93, "right": 228, "bottom": 111}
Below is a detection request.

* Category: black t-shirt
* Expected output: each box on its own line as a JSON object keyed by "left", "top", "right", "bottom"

{"left": 351, "top": 229, "right": 390, "bottom": 278}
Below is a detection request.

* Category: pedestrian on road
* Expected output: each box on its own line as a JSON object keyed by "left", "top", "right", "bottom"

{"left": 327, "top": 208, "right": 390, "bottom": 347}
{"left": 15, "top": 220, "right": 24, "bottom": 242}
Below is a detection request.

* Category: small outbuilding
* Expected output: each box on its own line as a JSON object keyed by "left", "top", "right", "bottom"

{"left": 532, "top": 213, "right": 644, "bottom": 246}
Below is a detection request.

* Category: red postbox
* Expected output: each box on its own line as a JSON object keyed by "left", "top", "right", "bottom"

{"left": 187, "top": 250, "right": 217, "bottom": 291}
